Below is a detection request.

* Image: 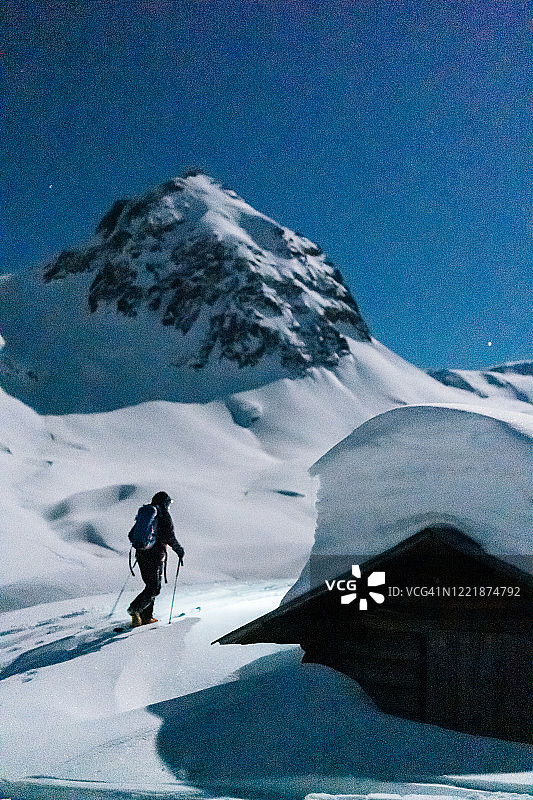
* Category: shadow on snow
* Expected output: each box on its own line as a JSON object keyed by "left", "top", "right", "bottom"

{"left": 148, "top": 648, "right": 532, "bottom": 800}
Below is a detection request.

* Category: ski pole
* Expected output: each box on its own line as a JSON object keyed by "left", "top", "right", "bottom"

{"left": 169, "top": 559, "right": 182, "bottom": 624}
{"left": 107, "top": 564, "right": 135, "bottom": 619}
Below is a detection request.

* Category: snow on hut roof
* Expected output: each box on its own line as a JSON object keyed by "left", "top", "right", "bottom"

{"left": 284, "top": 404, "right": 533, "bottom": 602}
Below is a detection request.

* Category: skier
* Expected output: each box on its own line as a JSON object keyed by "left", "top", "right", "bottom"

{"left": 127, "top": 491, "right": 185, "bottom": 626}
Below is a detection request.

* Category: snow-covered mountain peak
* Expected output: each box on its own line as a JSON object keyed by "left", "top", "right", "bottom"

{"left": 0, "top": 172, "right": 375, "bottom": 411}
{"left": 41, "top": 172, "right": 370, "bottom": 372}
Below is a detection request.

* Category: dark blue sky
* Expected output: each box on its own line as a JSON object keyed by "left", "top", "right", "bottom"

{"left": 4, "top": 0, "right": 530, "bottom": 369}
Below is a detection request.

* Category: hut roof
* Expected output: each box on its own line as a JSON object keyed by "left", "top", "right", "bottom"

{"left": 215, "top": 525, "right": 533, "bottom": 645}
{"left": 217, "top": 404, "right": 532, "bottom": 646}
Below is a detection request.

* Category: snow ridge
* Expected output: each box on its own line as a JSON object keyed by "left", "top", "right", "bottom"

{"left": 428, "top": 362, "right": 533, "bottom": 403}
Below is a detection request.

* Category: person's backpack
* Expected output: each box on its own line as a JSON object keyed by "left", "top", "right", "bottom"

{"left": 128, "top": 504, "right": 158, "bottom": 550}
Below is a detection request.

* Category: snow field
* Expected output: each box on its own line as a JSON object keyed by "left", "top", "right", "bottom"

{"left": 1, "top": 584, "right": 532, "bottom": 800}
{"left": 1, "top": 237, "right": 532, "bottom": 800}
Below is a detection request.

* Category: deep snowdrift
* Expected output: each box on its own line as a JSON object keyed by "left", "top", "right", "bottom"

{"left": 2, "top": 585, "right": 531, "bottom": 800}
{"left": 286, "top": 404, "right": 533, "bottom": 601}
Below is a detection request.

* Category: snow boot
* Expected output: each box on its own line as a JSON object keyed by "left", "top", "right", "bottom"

{"left": 143, "top": 617, "right": 158, "bottom": 624}
{"left": 130, "top": 612, "right": 143, "bottom": 627}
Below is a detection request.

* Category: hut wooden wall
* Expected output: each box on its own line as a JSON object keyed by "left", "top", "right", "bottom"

{"left": 425, "top": 629, "right": 531, "bottom": 742}
{"left": 302, "top": 618, "right": 532, "bottom": 743}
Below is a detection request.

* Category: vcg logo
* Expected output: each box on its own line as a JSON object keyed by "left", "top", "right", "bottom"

{"left": 325, "top": 565, "right": 386, "bottom": 611}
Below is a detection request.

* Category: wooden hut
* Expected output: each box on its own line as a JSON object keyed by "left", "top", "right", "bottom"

{"left": 217, "top": 406, "right": 533, "bottom": 743}
{"left": 216, "top": 525, "right": 532, "bottom": 743}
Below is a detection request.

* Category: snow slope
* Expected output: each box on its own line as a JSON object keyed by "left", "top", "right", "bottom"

{"left": 428, "top": 362, "right": 533, "bottom": 404}
{"left": 4, "top": 335, "right": 530, "bottom": 611}
{"left": 2, "top": 585, "right": 532, "bottom": 800}
{"left": 2, "top": 360, "right": 530, "bottom": 800}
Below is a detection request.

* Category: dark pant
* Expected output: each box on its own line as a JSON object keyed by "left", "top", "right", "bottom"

{"left": 128, "top": 549, "right": 164, "bottom": 622}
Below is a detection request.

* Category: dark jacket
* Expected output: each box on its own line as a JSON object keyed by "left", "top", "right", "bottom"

{"left": 141, "top": 504, "right": 184, "bottom": 563}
